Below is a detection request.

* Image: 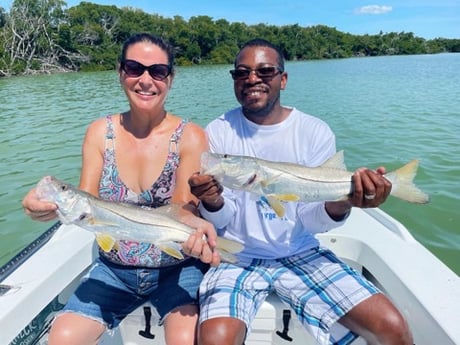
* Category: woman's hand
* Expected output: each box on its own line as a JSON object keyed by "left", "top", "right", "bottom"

{"left": 22, "top": 187, "right": 58, "bottom": 222}
{"left": 177, "top": 204, "right": 221, "bottom": 266}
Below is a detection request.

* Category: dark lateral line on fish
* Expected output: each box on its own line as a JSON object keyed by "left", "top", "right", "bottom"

{"left": 243, "top": 174, "right": 257, "bottom": 187}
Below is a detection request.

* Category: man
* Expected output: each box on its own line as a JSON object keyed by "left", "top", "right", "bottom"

{"left": 188, "top": 38, "right": 413, "bottom": 345}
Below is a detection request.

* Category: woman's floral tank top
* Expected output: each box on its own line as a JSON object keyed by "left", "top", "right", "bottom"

{"left": 98, "top": 115, "right": 189, "bottom": 267}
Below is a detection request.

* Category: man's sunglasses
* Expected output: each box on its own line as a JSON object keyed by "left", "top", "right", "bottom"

{"left": 229, "top": 66, "right": 283, "bottom": 81}
{"left": 121, "top": 59, "right": 172, "bottom": 81}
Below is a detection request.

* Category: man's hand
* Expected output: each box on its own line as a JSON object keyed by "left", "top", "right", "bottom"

{"left": 350, "top": 167, "right": 392, "bottom": 208}
{"left": 325, "top": 167, "right": 392, "bottom": 220}
{"left": 188, "top": 173, "right": 224, "bottom": 211}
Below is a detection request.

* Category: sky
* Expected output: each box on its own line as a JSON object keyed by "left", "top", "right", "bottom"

{"left": 1, "top": 0, "right": 459, "bottom": 39}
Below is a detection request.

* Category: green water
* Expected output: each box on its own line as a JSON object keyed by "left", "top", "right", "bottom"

{"left": 1, "top": 53, "right": 459, "bottom": 274}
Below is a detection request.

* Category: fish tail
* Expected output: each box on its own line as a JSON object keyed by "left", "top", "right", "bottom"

{"left": 217, "top": 250, "right": 238, "bottom": 264}
{"left": 214, "top": 237, "right": 244, "bottom": 263}
{"left": 215, "top": 237, "right": 244, "bottom": 254}
{"left": 387, "top": 160, "right": 430, "bottom": 204}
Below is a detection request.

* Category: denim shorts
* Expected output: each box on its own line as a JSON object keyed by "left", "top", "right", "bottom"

{"left": 62, "top": 257, "right": 209, "bottom": 329}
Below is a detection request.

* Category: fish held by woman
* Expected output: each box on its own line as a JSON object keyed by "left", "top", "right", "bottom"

{"left": 201, "top": 150, "right": 430, "bottom": 217}
{"left": 35, "top": 176, "right": 244, "bottom": 263}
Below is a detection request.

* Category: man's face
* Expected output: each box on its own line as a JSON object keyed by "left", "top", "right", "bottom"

{"left": 233, "top": 46, "right": 287, "bottom": 121}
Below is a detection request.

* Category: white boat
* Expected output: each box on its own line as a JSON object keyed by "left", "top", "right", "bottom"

{"left": 1, "top": 207, "right": 459, "bottom": 345}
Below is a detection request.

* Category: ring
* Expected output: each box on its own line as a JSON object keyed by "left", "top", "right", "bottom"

{"left": 364, "top": 194, "right": 376, "bottom": 200}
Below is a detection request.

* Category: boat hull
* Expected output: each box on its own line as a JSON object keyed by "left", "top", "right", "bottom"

{"left": 1, "top": 208, "right": 459, "bottom": 345}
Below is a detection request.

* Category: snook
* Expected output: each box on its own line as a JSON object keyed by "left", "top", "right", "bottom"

{"left": 201, "top": 151, "right": 430, "bottom": 217}
{"left": 35, "top": 176, "right": 243, "bottom": 263}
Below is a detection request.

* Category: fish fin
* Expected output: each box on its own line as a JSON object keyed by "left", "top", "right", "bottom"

{"left": 111, "top": 240, "right": 120, "bottom": 251}
{"left": 95, "top": 233, "right": 117, "bottom": 252}
{"left": 215, "top": 237, "right": 244, "bottom": 254}
{"left": 216, "top": 250, "right": 239, "bottom": 264}
{"left": 320, "top": 150, "right": 347, "bottom": 170}
{"left": 158, "top": 242, "right": 185, "bottom": 260}
{"left": 335, "top": 195, "right": 350, "bottom": 202}
{"left": 260, "top": 174, "right": 281, "bottom": 187}
{"left": 386, "top": 160, "right": 430, "bottom": 204}
{"left": 273, "top": 194, "right": 300, "bottom": 202}
{"left": 266, "top": 195, "right": 285, "bottom": 217}
{"left": 87, "top": 216, "right": 120, "bottom": 227}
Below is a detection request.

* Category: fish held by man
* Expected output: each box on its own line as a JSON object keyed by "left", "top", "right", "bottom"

{"left": 35, "top": 176, "right": 244, "bottom": 263}
{"left": 201, "top": 151, "right": 430, "bottom": 217}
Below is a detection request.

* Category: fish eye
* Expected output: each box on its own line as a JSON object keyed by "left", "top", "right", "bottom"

{"left": 78, "top": 213, "right": 88, "bottom": 221}
{"left": 223, "top": 154, "right": 229, "bottom": 158}
{"left": 60, "top": 185, "right": 68, "bottom": 191}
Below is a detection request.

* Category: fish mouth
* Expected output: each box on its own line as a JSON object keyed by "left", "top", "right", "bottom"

{"left": 36, "top": 176, "right": 58, "bottom": 200}
{"left": 35, "top": 175, "right": 83, "bottom": 223}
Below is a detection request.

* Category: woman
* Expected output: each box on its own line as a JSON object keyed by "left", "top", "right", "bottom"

{"left": 22, "top": 33, "right": 218, "bottom": 345}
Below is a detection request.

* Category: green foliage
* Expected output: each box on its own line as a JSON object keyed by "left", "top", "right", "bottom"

{"left": 0, "top": 7, "right": 6, "bottom": 28}
{"left": 0, "top": 1, "right": 458, "bottom": 77}
{"left": 209, "top": 43, "right": 239, "bottom": 64}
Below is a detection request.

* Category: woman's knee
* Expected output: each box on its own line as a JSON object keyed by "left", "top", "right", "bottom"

{"left": 163, "top": 304, "right": 199, "bottom": 345}
{"left": 48, "top": 313, "right": 105, "bottom": 345}
{"left": 166, "top": 329, "right": 196, "bottom": 345}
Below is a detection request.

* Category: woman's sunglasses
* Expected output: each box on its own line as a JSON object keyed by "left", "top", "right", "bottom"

{"left": 229, "top": 66, "right": 283, "bottom": 81}
{"left": 121, "top": 59, "right": 172, "bottom": 81}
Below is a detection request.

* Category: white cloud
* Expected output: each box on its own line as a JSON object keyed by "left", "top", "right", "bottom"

{"left": 355, "top": 5, "right": 393, "bottom": 15}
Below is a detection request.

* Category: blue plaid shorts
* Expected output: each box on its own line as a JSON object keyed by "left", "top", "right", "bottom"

{"left": 199, "top": 247, "right": 379, "bottom": 345}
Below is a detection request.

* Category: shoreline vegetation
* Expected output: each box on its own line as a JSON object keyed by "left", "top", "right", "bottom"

{"left": 1, "top": 0, "right": 459, "bottom": 77}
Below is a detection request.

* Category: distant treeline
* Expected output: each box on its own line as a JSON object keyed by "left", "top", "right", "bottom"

{"left": 1, "top": 0, "right": 459, "bottom": 77}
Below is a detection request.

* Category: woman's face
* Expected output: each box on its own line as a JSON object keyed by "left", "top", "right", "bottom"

{"left": 119, "top": 41, "right": 173, "bottom": 113}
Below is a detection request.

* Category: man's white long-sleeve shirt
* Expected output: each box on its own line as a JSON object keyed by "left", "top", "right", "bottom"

{"left": 199, "top": 107, "right": 348, "bottom": 261}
